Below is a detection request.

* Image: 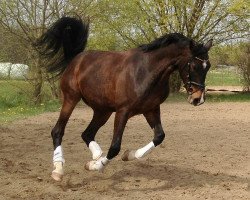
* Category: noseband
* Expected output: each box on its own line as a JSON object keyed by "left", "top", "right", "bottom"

{"left": 184, "top": 57, "right": 209, "bottom": 93}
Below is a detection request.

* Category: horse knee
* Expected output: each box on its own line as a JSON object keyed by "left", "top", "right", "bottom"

{"left": 153, "top": 132, "right": 165, "bottom": 146}
{"left": 107, "top": 142, "right": 121, "bottom": 160}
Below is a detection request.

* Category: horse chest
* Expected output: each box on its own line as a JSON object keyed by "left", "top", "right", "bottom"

{"left": 135, "top": 84, "right": 170, "bottom": 112}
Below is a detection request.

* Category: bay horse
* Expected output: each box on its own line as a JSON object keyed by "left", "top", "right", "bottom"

{"left": 36, "top": 16, "right": 212, "bottom": 181}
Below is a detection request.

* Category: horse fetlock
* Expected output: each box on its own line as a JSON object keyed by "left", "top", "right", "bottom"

{"left": 89, "top": 141, "right": 103, "bottom": 160}
{"left": 153, "top": 133, "right": 165, "bottom": 146}
{"left": 85, "top": 157, "right": 109, "bottom": 172}
{"left": 107, "top": 144, "right": 121, "bottom": 159}
{"left": 53, "top": 146, "right": 65, "bottom": 163}
{"left": 135, "top": 141, "right": 155, "bottom": 159}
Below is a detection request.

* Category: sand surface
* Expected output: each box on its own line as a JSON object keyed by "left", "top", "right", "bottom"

{"left": 0, "top": 102, "right": 249, "bottom": 200}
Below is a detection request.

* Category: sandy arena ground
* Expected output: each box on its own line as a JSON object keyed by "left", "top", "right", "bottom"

{"left": 0, "top": 102, "right": 249, "bottom": 200}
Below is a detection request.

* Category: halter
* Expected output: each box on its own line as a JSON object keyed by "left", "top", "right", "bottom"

{"left": 184, "top": 57, "right": 209, "bottom": 94}
{"left": 195, "top": 57, "right": 209, "bottom": 69}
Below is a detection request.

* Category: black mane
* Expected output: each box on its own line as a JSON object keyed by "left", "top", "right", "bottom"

{"left": 139, "top": 33, "right": 191, "bottom": 52}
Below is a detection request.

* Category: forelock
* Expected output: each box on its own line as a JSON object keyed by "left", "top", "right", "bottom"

{"left": 191, "top": 44, "right": 208, "bottom": 56}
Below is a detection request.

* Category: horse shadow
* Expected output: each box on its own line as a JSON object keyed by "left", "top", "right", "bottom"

{"left": 61, "top": 161, "right": 249, "bottom": 193}
{"left": 107, "top": 162, "right": 250, "bottom": 193}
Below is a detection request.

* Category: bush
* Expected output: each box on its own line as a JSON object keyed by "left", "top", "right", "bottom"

{"left": 230, "top": 43, "right": 250, "bottom": 91}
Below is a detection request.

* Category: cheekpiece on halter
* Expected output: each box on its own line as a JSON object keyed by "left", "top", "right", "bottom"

{"left": 184, "top": 57, "right": 209, "bottom": 94}
{"left": 195, "top": 56, "right": 209, "bottom": 69}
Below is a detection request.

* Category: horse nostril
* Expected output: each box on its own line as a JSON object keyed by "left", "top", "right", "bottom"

{"left": 192, "top": 98, "right": 200, "bottom": 106}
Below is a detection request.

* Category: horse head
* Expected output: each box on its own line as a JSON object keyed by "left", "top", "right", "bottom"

{"left": 180, "top": 39, "right": 213, "bottom": 106}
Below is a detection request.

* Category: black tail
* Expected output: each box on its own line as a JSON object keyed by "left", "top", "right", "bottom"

{"left": 35, "top": 16, "right": 89, "bottom": 76}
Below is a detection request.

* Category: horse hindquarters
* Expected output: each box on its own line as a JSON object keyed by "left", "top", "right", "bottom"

{"left": 85, "top": 109, "right": 129, "bottom": 172}
{"left": 81, "top": 110, "right": 112, "bottom": 161}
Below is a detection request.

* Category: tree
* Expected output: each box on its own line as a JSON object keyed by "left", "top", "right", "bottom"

{"left": 87, "top": 0, "right": 249, "bottom": 92}
{"left": 1, "top": 0, "right": 249, "bottom": 96}
{"left": 0, "top": 0, "right": 75, "bottom": 103}
{"left": 0, "top": 26, "right": 27, "bottom": 64}
{"left": 229, "top": 43, "right": 250, "bottom": 91}
{"left": 0, "top": 0, "right": 101, "bottom": 103}
{"left": 238, "top": 44, "right": 250, "bottom": 92}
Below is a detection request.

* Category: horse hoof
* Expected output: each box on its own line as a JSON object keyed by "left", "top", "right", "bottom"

{"left": 122, "top": 150, "right": 136, "bottom": 161}
{"left": 51, "top": 172, "right": 63, "bottom": 181}
{"left": 84, "top": 159, "right": 107, "bottom": 172}
{"left": 84, "top": 161, "right": 100, "bottom": 171}
{"left": 85, "top": 161, "right": 91, "bottom": 171}
{"left": 121, "top": 150, "right": 130, "bottom": 161}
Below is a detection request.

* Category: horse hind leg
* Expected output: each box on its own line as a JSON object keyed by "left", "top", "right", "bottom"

{"left": 85, "top": 109, "right": 129, "bottom": 172}
{"left": 122, "top": 106, "right": 165, "bottom": 161}
{"left": 51, "top": 94, "right": 80, "bottom": 181}
{"left": 81, "top": 110, "right": 112, "bottom": 160}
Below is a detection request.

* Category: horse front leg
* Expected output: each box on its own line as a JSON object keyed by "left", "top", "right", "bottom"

{"left": 51, "top": 96, "right": 80, "bottom": 181}
{"left": 122, "top": 106, "right": 165, "bottom": 161}
{"left": 85, "top": 109, "right": 128, "bottom": 172}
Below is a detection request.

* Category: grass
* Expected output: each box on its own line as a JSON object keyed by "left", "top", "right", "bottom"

{"left": 206, "top": 68, "right": 242, "bottom": 86}
{"left": 0, "top": 80, "right": 60, "bottom": 123}
{"left": 0, "top": 101, "right": 60, "bottom": 122}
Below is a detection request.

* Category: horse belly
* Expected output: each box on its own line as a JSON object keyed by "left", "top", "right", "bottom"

{"left": 78, "top": 70, "right": 129, "bottom": 111}
{"left": 80, "top": 80, "right": 117, "bottom": 110}
{"left": 134, "top": 87, "right": 170, "bottom": 113}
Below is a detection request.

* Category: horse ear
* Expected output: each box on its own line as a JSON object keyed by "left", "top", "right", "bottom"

{"left": 204, "top": 39, "right": 213, "bottom": 51}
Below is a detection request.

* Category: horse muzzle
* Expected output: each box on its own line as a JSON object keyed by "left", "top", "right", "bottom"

{"left": 187, "top": 90, "right": 205, "bottom": 106}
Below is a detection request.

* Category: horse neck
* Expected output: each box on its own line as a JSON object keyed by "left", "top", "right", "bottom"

{"left": 146, "top": 45, "right": 189, "bottom": 76}
{"left": 134, "top": 46, "right": 188, "bottom": 96}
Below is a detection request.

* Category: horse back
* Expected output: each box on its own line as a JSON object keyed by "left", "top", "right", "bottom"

{"left": 70, "top": 50, "right": 142, "bottom": 110}
{"left": 61, "top": 49, "right": 170, "bottom": 113}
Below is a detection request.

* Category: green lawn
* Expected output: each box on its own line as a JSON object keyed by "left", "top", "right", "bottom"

{"left": 206, "top": 69, "right": 242, "bottom": 86}
{"left": 0, "top": 80, "right": 60, "bottom": 123}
